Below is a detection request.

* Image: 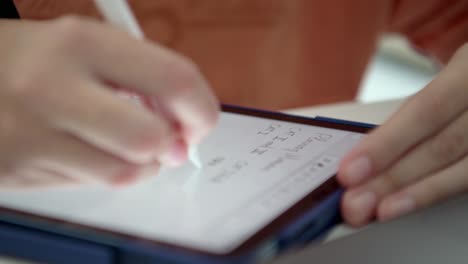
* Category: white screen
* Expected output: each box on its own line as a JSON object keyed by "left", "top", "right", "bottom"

{"left": 0, "top": 112, "right": 364, "bottom": 253}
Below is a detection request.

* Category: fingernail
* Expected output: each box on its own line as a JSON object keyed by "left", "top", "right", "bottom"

{"left": 343, "top": 156, "right": 372, "bottom": 184}
{"left": 347, "top": 190, "right": 377, "bottom": 223}
{"left": 381, "top": 195, "right": 415, "bottom": 221}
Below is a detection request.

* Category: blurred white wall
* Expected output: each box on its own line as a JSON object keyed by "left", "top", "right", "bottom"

{"left": 357, "top": 35, "right": 439, "bottom": 103}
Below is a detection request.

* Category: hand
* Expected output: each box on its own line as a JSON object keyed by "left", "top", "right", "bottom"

{"left": 338, "top": 43, "right": 468, "bottom": 226}
{"left": 0, "top": 16, "right": 219, "bottom": 189}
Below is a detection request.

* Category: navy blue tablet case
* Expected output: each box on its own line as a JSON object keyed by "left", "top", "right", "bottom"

{"left": 0, "top": 111, "right": 375, "bottom": 264}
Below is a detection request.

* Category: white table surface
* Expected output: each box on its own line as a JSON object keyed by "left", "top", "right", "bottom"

{"left": 286, "top": 98, "right": 403, "bottom": 124}
{"left": 0, "top": 98, "right": 405, "bottom": 264}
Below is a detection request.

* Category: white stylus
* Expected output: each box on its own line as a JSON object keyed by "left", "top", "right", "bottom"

{"left": 94, "top": 0, "right": 201, "bottom": 168}
{"left": 94, "top": 0, "right": 143, "bottom": 39}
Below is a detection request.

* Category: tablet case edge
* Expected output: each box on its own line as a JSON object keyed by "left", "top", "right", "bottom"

{"left": 0, "top": 113, "right": 376, "bottom": 264}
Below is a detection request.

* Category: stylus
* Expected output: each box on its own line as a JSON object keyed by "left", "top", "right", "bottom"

{"left": 94, "top": 0, "right": 202, "bottom": 169}
{"left": 94, "top": 0, "right": 143, "bottom": 39}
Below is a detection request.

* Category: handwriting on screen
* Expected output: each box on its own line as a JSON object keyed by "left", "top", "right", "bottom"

{"left": 205, "top": 123, "right": 334, "bottom": 184}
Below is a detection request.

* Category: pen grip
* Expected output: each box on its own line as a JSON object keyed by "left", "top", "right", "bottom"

{"left": 116, "top": 89, "right": 199, "bottom": 167}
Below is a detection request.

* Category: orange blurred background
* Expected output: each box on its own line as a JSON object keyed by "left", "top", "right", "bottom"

{"left": 12, "top": 1, "right": 412, "bottom": 110}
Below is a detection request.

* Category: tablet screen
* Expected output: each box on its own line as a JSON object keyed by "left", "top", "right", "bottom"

{"left": 0, "top": 110, "right": 365, "bottom": 254}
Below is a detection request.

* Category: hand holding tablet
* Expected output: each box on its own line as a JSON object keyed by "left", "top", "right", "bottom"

{"left": 339, "top": 45, "right": 468, "bottom": 226}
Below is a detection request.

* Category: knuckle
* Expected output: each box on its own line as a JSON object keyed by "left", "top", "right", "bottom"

{"left": 410, "top": 90, "right": 446, "bottom": 127}
{"left": 378, "top": 171, "right": 403, "bottom": 195}
{"left": 50, "top": 15, "right": 94, "bottom": 50}
{"left": 429, "top": 130, "right": 465, "bottom": 163}
{"left": 55, "top": 15, "right": 87, "bottom": 33}
{"left": 369, "top": 166, "right": 408, "bottom": 197}
{"left": 5, "top": 68, "right": 45, "bottom": 102}
{"left": 164, "top": 56, "right": 202, "bottom": 97}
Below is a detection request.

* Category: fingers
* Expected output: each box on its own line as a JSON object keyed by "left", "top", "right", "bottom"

{"left": 55, "top": 16, "right": 219, "bottom": 145}
{"left": 151, "top": 69, "right": 219, "bottom": 144}
{"left": 101, "top": 45, "right": 219, "bottom": 145}
{"left": 0, "top": 15, "right": 217, "bottom": 190}
{"left": 341, "top": 109, "right": 468, "bottom": 226}
{"left": 338, "top": 62, "right": 468, "bottom": 186}
{"left": 337, "top": 44, "right": 468, "bottom": 226}
{"left": 1, "top": 80, "right": 160, "bottom": 189}
{"left": 29, "top": 130, "right": 143, "bottom": 185}
{"left": 28, "top": 76, "right": 177, "bottom": 165}
{"left": 378, "top": 154, "right": 468, "bottom": 221}
{"left": 373, "top": 109, "right": 468, "bottom": 194}
{"left": 13, "top": 15, "right": 218, "bottom": 165}
{"left": 0, "top": 123, "right": 150, "bottom": 188}
{"left": 0, "top": 168, "right": 77, "bottom": 191}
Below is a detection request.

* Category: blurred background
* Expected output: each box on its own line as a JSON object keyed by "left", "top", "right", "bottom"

{"left": 0, "top": 1, "right": 445, "bottom": 263}
{"left": 358, "top": 34, "right": 438, "bottom": 103}
{"left": 13, "top": 0, "right": 444, "bottom": 111}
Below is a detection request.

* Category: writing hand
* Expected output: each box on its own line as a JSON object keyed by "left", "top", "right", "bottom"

{"left": 0, "top": 16, "right": 219, "bottom": 189}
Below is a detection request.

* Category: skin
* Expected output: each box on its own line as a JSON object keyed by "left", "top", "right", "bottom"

{"left": 0, "top": 16, "right": 219, "bottom": 189}
{"left": 0, "top": 15, "right": 467, "bottom": 226}
{"left": 338, "top": 43, "right": 468, "bottom": 226}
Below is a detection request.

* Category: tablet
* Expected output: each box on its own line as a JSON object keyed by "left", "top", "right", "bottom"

{"left": 0, "top": 105, "right": 372, "bottom": 262}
